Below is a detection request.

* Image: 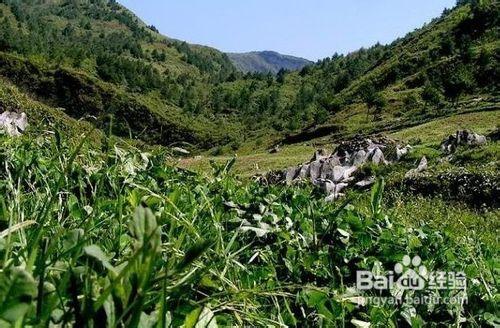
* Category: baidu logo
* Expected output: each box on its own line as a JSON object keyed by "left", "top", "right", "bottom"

{"left": 356, "top": 254, "right": 466, "bottom": 292}
{"left": 394, "top": 255, "right": 427, "bottom": 290}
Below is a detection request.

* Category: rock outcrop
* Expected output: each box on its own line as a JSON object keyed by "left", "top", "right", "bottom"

{"left": 0, "top": 111, "right": 28, "bottom": 137}
{"left": 172, "top": 147, "right": 190, "bottom": 156}
{"left": 441, "top": 130, "right": 487, "bottom": 154}
{"left": 405, "top": 156, "right": 428, "bottom": 178}
{"left": 265, "top": 136, "right": 411, "bottom": 201}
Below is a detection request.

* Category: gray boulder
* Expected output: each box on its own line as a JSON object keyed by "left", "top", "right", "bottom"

{"left": 405, "top": 156, "right": 428, "bottom": 178}
{"left": 396, "top": 145, "right": 412, "bottom": 160}
{"left": 371, "top": 148, "right": 386, "bottom": 165}
{"left": 310, "top": 149, "right": 329, "bottom": 161}
{"left": 285, "top": 167, "right": 300, "bottom": 185}
{"left": 263, "top": 135, "right": 412, "bottom": 201}
{"left": 172, "top": 147, "right": 190, "bottom": 155}
{"left": 355, "top": 177, "right": 376, "bottom": 188}
{"left": 441, "top": 130, "right": 487, "bottom": 153}
{"left": 352, "top": 150, "right": 368, "bottom": 166}
{"left": 0, "top": 111, "right": 28, "bottom": 137}
{"left": 309, "top": 160, "right": 323, "bottom": 182}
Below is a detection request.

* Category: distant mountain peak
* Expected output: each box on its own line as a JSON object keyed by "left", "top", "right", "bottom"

{"left": 227, "top": 51, "right": 312, "bottom": 74}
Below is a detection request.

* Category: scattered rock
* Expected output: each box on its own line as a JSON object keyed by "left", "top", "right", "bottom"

{"left": 172, "top": 147, "right": 190, "bottom": 155}
{"left": 396, "top": 145, "right": 412, "bottom": 160}
{"left": 260, "top": 135, "right": 411, "bottom": 201}
{"left": 371, "top": 148, "right": 386, "bottom": 165}
{"left": 355, "top": 177, "right": 376, "bottom": 188}
{"left": 255, "top": 170, "right": 286, "bottom": 185}
{"left": 441, "top": 130, "right": 487, "bottom": 154}
{"left": 269, "top": 145, "right": 281, "bottom": 154}
{"left": 0, "top": 111, "right": 28, "bottom": 137}
{"left": 285, "top": 166, "right": 300, "bottom": 185}
{"left": 310, "top": 148, "right": 329, "bottom": 161}
{"left": 405, "top": 156, "right": 428, "bottom": 178}
{"left": 352, "top": 150, "right": 367, "bottom": 166}
{"left": 417, "top": 156, "right": 428, "bottom": 171}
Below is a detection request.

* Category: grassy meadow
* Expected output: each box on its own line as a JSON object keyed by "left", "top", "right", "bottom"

{"left": 0, "top": 114, "right": 498, "bottom": 326}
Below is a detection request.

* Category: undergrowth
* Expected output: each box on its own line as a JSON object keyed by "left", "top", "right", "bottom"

{"left": 0, "top": 132, "right": 498, "bottom": 327}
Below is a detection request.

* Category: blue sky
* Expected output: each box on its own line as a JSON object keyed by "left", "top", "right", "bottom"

{"left": 118, "top": 0, "right": 456, "bottom": 61}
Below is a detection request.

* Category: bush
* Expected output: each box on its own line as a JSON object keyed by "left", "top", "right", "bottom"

{"left": 401, "top": 168, "right": 499, "bottom": 207}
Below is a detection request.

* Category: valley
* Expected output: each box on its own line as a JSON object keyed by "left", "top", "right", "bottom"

{"left": 0, "top": 0, "right": 498, "bottom": 327}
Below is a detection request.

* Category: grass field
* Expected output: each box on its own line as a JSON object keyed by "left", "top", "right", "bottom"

{"left": 0, "top": 132, "right": 498, "bottom": 327}
{"left": 180, "top": 110, "right": 500, "bottom": 177}
{"left": 178, "top": 143, "right": 317, "bottom": 177}
{"left": 390, "top": 110, "right": 500, "bottom": 144}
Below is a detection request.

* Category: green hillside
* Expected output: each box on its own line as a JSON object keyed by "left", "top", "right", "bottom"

{"left": 0, "top": 0, "right": 497, "bottom": 151}
{"left": 211, "top": 1, "right": 499, "bottom": 149}
{"left": 0, "top": 0, "right": 242, "bottom": 148}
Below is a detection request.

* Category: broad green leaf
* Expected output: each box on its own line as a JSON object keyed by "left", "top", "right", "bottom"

{"left": 0, "top": 267, "right": 37, "bottom": 323}
{"left": 84, "top": 245, "right": 117, "bottom": 274}
{"left": 370, "top": 178, "right": 385, "bottom": 219}
{"left": 184, "top": 307, "right": 202, "bottom": 328}
{"left": 62, "top": 229, "right": 84, "bottom": 252}
{"left": 408, "top": 236, "right": 422, "bottom": 249}
{"left": 483, "top": 312, "right": 500, "bottom": 327}
{"left": 129, "top": 206, "right": 161, "bottom": 253}
{"left": 103, "top": 295, "right": 116, "bottom": 328}
{"left": 139, "top": 311, "right": 158, "bottom": 328}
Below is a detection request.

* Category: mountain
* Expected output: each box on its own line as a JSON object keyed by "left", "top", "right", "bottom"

{"left": 0, "top": 0, "right": 497, "bottom": 152}
{"left": 227, "top": 51, "right": 312, "bottom": 74}
{"left": 0, "top": 0, "right": 242, "bottom": 148}
{"left": 0, "top": 2, "right": 498, "bottom": 327}
{"left": 212, "top": 1, "right": 499, "bottom": 146}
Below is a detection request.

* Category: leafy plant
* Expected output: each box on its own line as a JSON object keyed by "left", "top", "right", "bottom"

{"left": 0, "top": 134, "right": 496, "bottom": 326}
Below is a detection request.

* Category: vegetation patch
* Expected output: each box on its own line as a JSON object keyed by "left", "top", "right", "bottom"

{"left": 0, "top": 134, "right": 498, "bottom": 327}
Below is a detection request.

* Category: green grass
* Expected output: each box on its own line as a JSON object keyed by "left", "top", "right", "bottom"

{"left": 178, "top": 144, "right": 317, "bottom": 177}
{"left": 0, "top": 132, "right": 497, "bottom": 327}
{"left": 390, "top": 110, "right": 499, "bottom": 144}
{"left": 350, "top": 191, "right": 499, "bottom": 249}
{"left": 179, "top": 109, "right": 499, "bottom": 180}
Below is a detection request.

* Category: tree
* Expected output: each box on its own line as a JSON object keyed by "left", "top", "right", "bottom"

{"left": 442, "top": 65, "right": 475, "bottom": 104}
{"left": 421, "top": 82, "right": 443, "bottom": 112}
{"left": 147, "top": 25, "right": 159, "bottom": 33}
{"left": 151, "top": 49, "right": 159, "bottom": 60}
{"left": 313, "top": 107, "right": 329, "bottom": 125}
{"left": 334, "top": 72, "right": 351, "bottom": 92}
{"left": 403, "top": 92, "right": 420, "bottom": 112}
{"left": 439, "top": 35, "right": 455, "bottom": 56}
{"left": 371, "top": 92, "right": 387, "bottom": 120}
{"left": 360, "top": 84, "right": 386, "bottom": 120}
{"left": 276, "top": 68, "right": 287, "bottom": 84}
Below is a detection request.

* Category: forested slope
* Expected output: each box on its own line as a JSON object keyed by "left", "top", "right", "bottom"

{"left": 0, "top": 0, "right": 241, "bottom": 147}
{"left": 0, "top": 0, "right": 497, "bottom": 150}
